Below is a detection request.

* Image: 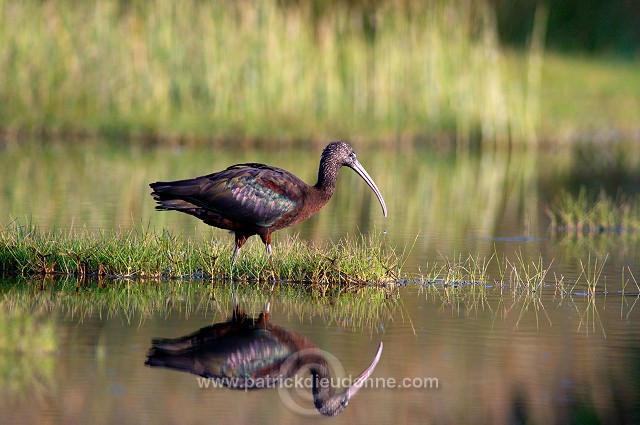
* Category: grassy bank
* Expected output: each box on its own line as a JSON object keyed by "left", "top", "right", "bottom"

{"left": 0, "top": 0, "right": 543, "bottom": 147}
{"left": 1, "top": 246, "right": 632, "bottom": 338}
{"left": 0, "top": 223, "right": 400, "bottom": 285}
{"left": 2, "top": 222, "right": 630, "bottom": 298}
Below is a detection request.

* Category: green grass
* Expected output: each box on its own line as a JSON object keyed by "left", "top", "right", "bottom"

{"left": 546, "top": 188, "right": 640, "bottom": 234}
{"left": 0, "top": 0, "right": 543, "bottom": 147}
{"left": 1, "top": 1, "right": 638, "bottom": 147}
{"left": 539, "top": 53, "right": 640, "bottom": 142}
{"left": 2, "top": 220, "right": 629, "bottom": 295}
{"left": 3, "top": 219, "right": 636, "bottom": 332}
{"left": 2, "top": 255, "right": 628, "bottom": 327}
{"left": 1, "top": 248, "right": 628, "bottom": 330}
{"left": 411, "top": 250, "right": 638, "bottom": 334}
{"left": 0, "top": 222, "right": 400, "bottom": 285}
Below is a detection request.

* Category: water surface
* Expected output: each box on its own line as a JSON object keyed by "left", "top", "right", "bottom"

{"left": 1, "top": 140, "right": 640, "bottom": 423}
{"left": 0, "top": 281, "right": 638, "bottom": 424}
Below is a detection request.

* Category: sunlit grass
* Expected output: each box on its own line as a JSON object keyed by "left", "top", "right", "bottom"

{"left": 540, "top": 53, "right": 640, "bottom": 143}
{"left": 573, "top": 256, "right": 607, "bottom": 335}
{"left": 1, "top": 219, "right": 635, "bottom": 335}
{"left": 1, "top": 1, "right": 638, "bottom": 147}
{"left": 413, "top": 251, "right": 639, "bottom": 335}
{"left": 416, "top": 252, "right": 552, "bottom": 291}
{"left": 0, "top": 222, "right": 399, "bottom": 285}
{"left": 546, "top": 188, "right": 640, "bottom": 234}
{"left": 2, "top": 235, "right": 636, "bottom": 337}
{"left": 3, "top": 221, "right": 634, "bottom": 303}
{"left": 3, "top": 252, "right": 630, "bottom": 335}
{"left": 0, "top": 0, "right": 542, "bottom": 147}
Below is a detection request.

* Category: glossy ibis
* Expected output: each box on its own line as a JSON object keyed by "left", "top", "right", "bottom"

{"left": 150, "top": 141, "right": 387, "bottom": 261}
{"left": 145, "top": 303, "right": 383, "bottom": 416}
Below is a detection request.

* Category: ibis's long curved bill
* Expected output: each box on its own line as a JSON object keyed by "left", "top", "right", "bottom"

{"left": 345, "top": 342, "right": 384, "bottom": 400}
{"left": 350, "top": 160, "right": 388, "bottom": 217}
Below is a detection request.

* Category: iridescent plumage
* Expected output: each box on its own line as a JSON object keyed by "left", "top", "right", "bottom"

{"left": 150, "top": 141, "right": 387, "bottom": 260}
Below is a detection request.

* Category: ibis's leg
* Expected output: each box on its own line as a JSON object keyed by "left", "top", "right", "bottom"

{"left": 231, "top": 234, "right": 249, "bottom": 283}
{"left": 256, "top": 301, "right": 270, "bottom": 328}
{"left": 231, "top": 245, "right": 241, "bottom": 264}
{"left": 232, "top": 234, "right": 249, "bottom": 264}
{"left": 260, "top": 233, "right": 272, "bottom": 258}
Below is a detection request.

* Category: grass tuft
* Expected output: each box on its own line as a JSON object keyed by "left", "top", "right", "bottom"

{"left": 546, "top": 188, "right": 640, "bottom": 235}
{"left": 0, "top": 222, "right": 399, "bottom": 285}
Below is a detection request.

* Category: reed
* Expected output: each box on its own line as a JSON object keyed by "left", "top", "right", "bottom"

{"left": 0, "top": 0, "right": 540, "bottom": 147}
{"left": 546, "top": 188, "right": 640, "bottom": 234}
{"left": 573, "top": 254, "right": 608, "bottom": 334}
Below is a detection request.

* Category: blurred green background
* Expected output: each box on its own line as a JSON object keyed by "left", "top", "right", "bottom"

{"left": 1, "top": 0, "right": 638, "bottom": 148}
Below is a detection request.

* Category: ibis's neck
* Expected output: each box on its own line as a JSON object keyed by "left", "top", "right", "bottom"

{"left": 314, "top": 156, "right": 340, "bottom": 197}
{"left": 276, "top": 348, "right": 346, "bottom": 416}
{"left": 311, "top": 365, "right": 347, "bottom": 416}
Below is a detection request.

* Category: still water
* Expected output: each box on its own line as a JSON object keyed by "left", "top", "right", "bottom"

{"left": 1, "top": 283, "right": 639, "bottom": 424}
{"left": 1, "top": 140, "right": 640, "bottom": 423}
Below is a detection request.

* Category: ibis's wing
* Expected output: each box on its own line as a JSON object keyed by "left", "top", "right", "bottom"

{"left": 196, "top": 164, "right": 304, "bottom": 227}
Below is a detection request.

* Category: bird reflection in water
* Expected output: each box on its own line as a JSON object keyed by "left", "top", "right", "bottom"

{"left": 145, "top": 303, "right": 383, "bottom": 416}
